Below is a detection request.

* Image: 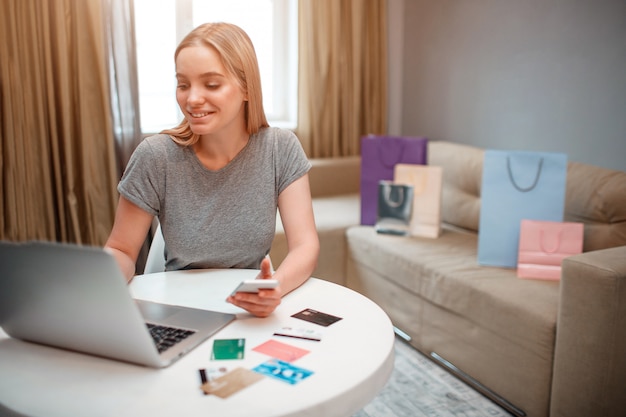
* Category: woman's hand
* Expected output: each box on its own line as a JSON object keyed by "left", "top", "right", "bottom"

{"left": 226, "top": 257, "right": 282, "bottom": 317}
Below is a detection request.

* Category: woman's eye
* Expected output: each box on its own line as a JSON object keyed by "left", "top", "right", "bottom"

{"left": 206, "top": 84, "right": 220, "bottom": 90}
{"left": 176, "top": 84, "right": 189, "bottom": 90}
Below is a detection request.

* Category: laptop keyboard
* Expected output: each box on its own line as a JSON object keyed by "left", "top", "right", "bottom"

{"left": 146, "top": 323, "right": 196, "bottom": 353}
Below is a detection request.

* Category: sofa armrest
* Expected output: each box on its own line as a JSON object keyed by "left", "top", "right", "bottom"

{"left": 550, "top": 245, "right": 626, "bottom": 417}
{"left": 308, "top": 156, "right": 360, "bottom": 198}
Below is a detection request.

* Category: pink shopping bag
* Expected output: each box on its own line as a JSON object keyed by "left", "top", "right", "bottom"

{"left": 517, "top": 220, "right": 584, "bottom": 280}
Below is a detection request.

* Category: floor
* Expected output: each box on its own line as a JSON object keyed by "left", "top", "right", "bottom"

{"left": 353, "top": 337, "right": 515, "bottom": 417}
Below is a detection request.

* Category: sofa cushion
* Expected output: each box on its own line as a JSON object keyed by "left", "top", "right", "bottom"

{"left": 428, "top": 141, "right": 483, "bottom": 232}
{"left": 346, "top": 226, "right": 559, "bottom": 357}
{"left": 564, "top": 162, "right": 626, "bottom": 251}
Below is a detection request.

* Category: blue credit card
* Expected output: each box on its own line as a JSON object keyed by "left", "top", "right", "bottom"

{"left": 253, "top": 359, "right": 314, "bottom": 385}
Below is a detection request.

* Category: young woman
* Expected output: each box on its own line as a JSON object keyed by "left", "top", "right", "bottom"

{"left": 105, "top": 22, "right": 319, "bottom": 317}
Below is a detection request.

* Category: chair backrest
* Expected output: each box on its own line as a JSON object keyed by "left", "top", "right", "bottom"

{"left": 144, "top": 222, "right": 166, "bottom": 274}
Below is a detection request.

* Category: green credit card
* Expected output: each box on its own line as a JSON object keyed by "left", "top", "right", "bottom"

{"left": 211, "top": 338, "right": 245, "bottom": 360}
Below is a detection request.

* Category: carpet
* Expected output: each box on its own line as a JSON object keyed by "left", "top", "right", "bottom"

{"left": 353, "top": 336, "right": 515, "bottom": 417}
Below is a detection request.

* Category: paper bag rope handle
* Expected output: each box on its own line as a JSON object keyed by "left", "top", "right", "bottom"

{"left": 382, "top": 184, "right": 406, "bottom": 208}
{"left": 507, "top": 156, "right": 544, "bottom": 192}
{"left": 540, "top": 229, "right": 562, "bottom": 254}
{"left": 405, "top": 171, "right": 428, "bottom": 194}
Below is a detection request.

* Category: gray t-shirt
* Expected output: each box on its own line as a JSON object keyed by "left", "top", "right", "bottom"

{"left": 118, "top": 127, "right": 311, "bottom": 271}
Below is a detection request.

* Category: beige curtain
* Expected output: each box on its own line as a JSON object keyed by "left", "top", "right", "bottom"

{"left": 0, "top": 0, "right": 118, "bottom": 245}
{"left": 297, "top": 0, "right": 388, "bottom": 158}
{"left": 105, "top": 0, "right": 142, "bottom": 177}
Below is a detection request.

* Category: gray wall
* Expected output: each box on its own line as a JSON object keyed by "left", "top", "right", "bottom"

{"left": 392, "top": 0, "right": 626, "bottom": 172}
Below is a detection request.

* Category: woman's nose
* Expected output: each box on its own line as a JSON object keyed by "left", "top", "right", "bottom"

{"left": 187, "top": 85, "right": 205, "bottom": 104}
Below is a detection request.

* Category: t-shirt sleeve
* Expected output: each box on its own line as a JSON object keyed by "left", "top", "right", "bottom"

{"left": 275, "top": 129, "right": 312, "bottom": 195}
{"left": 117, "top": 136, "right": 165, "bottom": 216}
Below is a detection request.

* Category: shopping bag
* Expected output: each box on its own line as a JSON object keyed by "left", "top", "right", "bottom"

{"left": 477, "top": 150, "right": 568, "bottom": 268}
{"left": 360, "top": 135, "right": 428, "bottom": 225}
{"left": 394, "top": 164, "right": 443, "bottom": 238}
{"left": 375, "top": 181, "right": 414, "bottom": 235}
{"left": 517, "top": 220, "right": 584, "bottom": 280}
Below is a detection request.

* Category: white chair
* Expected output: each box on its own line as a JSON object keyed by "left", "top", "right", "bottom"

{"left": 144, "top": 222, "right": 166, "bottom": 274}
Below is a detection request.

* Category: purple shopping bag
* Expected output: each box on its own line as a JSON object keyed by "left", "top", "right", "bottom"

{"left": 360, "top": 135, "right": 428, "bottom": 225}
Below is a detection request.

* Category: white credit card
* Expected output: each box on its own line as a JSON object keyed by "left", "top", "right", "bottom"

{"left": 273, "top": 326, "right": 323, "bottom": 341}
{"left": 230, "top": 279, "right": 279, "bottom": 295}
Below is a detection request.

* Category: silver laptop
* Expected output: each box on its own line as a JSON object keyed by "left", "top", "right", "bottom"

{"left": 0, "top": 240, "right": 235, "bottom": 368}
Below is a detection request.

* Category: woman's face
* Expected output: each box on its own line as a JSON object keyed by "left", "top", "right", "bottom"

{"left": 175, "top": 45, "right": 247, "bottom": 137}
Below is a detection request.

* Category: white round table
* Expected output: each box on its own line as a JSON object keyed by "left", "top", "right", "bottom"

{"left": 0, "top": 269, "right": 395, "bottom": 417}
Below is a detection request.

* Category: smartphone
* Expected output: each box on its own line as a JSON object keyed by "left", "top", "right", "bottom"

{"left": 230, "top": 279, "right": 279, "bottom": 296}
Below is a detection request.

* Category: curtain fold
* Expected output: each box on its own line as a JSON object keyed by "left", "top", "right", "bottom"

{"left": 104, "top": 0, "right": 143, "bottom": 178}
{"left": 103, "top": 0, "right": 149, "bottom": 273}
{"left": 297, "top": 0, "right": 388, "bottom": 158}
{"left": 1, "top": 0, "right": 118, "bottom": 245}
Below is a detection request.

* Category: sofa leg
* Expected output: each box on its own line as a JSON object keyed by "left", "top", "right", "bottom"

{"left": 392, "top": 326, "right": 412, "bottom": 342}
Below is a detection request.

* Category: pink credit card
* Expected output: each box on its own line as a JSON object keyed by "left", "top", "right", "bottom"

{"left": 252, "top": 339, "right": 310, "bottom": 362}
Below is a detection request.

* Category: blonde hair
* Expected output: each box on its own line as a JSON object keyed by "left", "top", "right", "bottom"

{"left": 162, "top": 22, "right": 269, "bottom": 146}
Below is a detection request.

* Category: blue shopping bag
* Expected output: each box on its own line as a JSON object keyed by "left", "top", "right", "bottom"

{"left": 477, "top": 150, "right": 568, "bottom": 268}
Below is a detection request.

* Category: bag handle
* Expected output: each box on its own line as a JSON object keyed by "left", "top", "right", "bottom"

{"left": 382, "top": 184, "right": 406, "bottom": 208}
{"left": 507, "top": 156, "right": 544, "bottom": 192}
{"left": 540, "top": 229, "right": 562, "bottom": 254}
{"left": 405, "top": 170, "right": 428, "bottom": 195}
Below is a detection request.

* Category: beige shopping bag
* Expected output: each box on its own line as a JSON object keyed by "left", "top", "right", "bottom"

{"left": 394, "top": 164, "right": 443, "bottom": 238}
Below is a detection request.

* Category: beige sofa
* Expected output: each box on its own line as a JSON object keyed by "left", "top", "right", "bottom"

{"left": 271, "top": 141, "right": 626, "bottom": 417}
